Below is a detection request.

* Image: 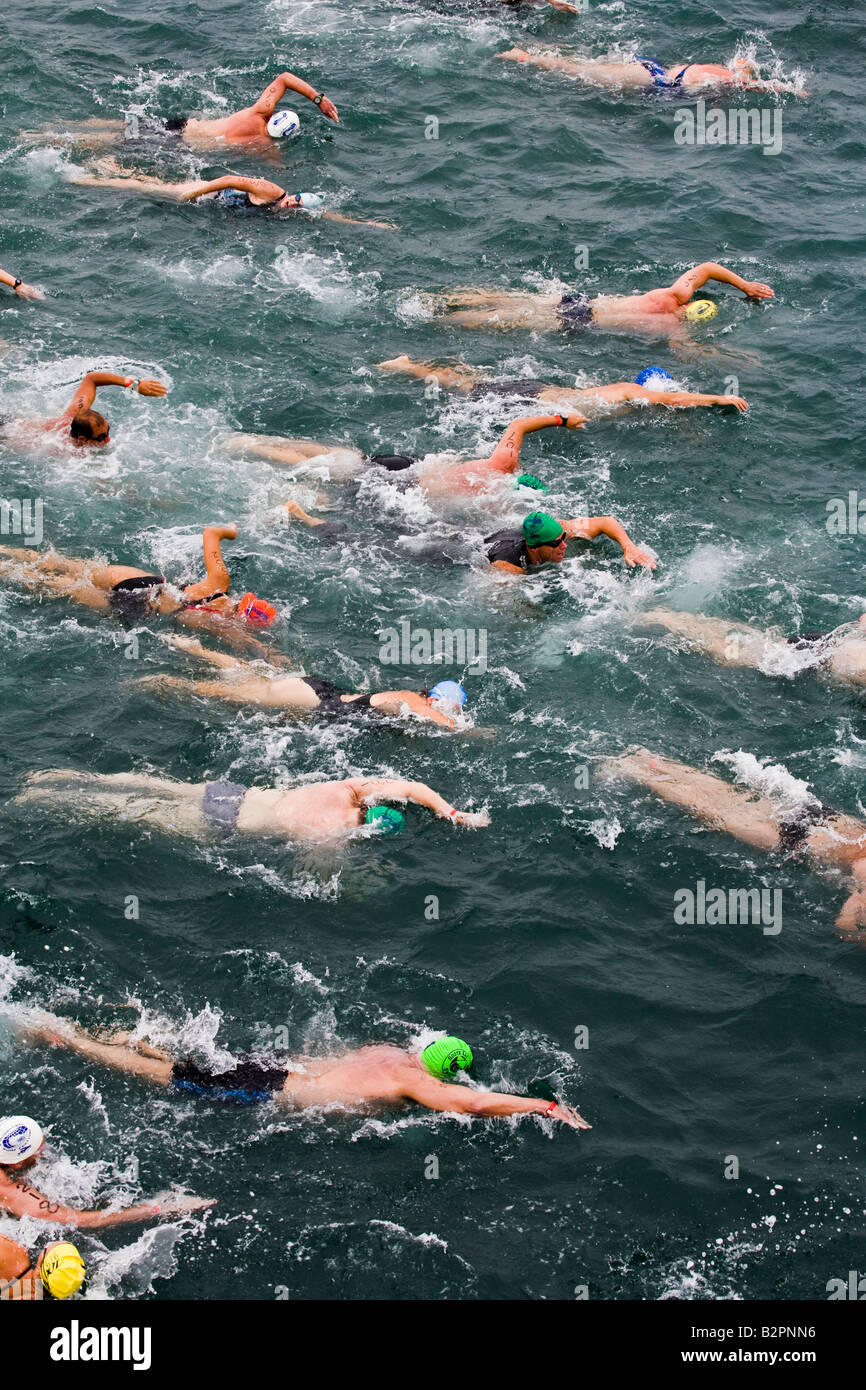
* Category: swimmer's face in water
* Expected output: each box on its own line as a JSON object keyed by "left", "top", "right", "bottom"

{"left": 532, "top": 535, "right": 568, "bottom": 565}
{"left": 70, "top": 409, "right": 110, "bottom": 448}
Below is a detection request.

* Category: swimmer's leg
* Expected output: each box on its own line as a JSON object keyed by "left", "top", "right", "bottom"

{"left": 639, "top": 609, "right": 774, "bottom": 667}
{"left": 284, "top": 499, "right": 329, "bottom": 529}
{"left": 136, "top": 673, "right": 272, "bottom": 705}
{"left": 496, "top": 51, "right": 652, "bottom": 89}
{"left": 217, "top": 435, "right": 365, "bottom": 479}
{"left": 70, "top": 173, "right": 195, "bottom": 200}
{"left": 17, "top": 1013, "right": 173, "bottom": 1086}
{"left": 376, "top": 356, "right": 480, "bottom": 392}
{"left": 0, "top": 547, "right": 89, "bottom": 576}
{"left": 600, "top": 749, "right": 781, "bottom": 852}
{"left": 161, "top": 634, "right": 248, "bottom": 669}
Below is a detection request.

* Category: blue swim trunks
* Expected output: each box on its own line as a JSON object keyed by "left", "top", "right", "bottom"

{"left": 636, "top": 58, "right": 689, "bottom": 89}
{"left": 170, "top": 1057, "right": 289, "bottom": 1105}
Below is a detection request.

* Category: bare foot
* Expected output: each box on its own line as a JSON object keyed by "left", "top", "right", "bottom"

{"left": 377, "top": 355, "right": 413, "bottom": 371}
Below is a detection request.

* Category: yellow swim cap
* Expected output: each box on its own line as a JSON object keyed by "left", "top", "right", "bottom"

{"left": 40, "top": 1243, "right": 86, "bottom": 1299}
{"left": 685, "top": 299, "right": 718, "bottom": 323}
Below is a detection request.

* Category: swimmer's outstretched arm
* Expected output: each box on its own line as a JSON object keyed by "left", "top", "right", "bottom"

{"left": 181, "top": 175, "right": 286, "bottom": 204}
{"left": 0, "top": 266, "right": 44, "bottom": 300}
{"left": 0, "top": 1175, "right": 188, "bottom": 1230}
{"left": 50, "top": 371, "right": 167, "bottom": 428}
{"left": 320, "top": 210, "right": 398, "bottom": 231}
{"left": 181, "top": 524, "right": 235, "bottom": 600}
{"left": 668, "top": 262, "right": 774, "bottom": 303}
{"left": 400, "top": 1073, "right": 591, "bottom": 1129}
{"left": 346, "top": 777, "right": 490, "bottom": 828}
{"left": 563, "top": 516, "right": 657, "bottom": 570}
{"left": 602, "top": 383, "right": 749, "bottom": 412}
{"left": 487, "top": 412, "right": 587, "bottom": 474}
{"left": 251, "top": 71, "right": 339, "bottom": 124}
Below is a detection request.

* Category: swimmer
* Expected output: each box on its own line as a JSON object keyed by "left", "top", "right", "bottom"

{"left": 484, "top": 509, "right": 655, "bottom": 573}
{"left": 0, "top": 370, "right": 166, "bottom": 451}
{"left": 0, "top": 266, "right": 44, "bottom": 301}
{"left": 71, "top": 158, "right": 396, "bottom": 230}
{"left": 14, "top": 1015, "right": 590, "bottom": 1130}
{"left": 377, "top": 357, "right": 750, "bottom": 415}
{"left": 601, "top": 750, "right": 866, "bottom": 939}
{"left": 422, "top": 262, "right": 773, "bottom": 341}
{"left": 638, "top": 608, "right": 866, "bottom": 687}
{"left": 0, "top": 1113, "right": 213, "bottom": 1229}
{"left": 22, "top": 70, "right": 339, "bottom": 151}
{"left": 0, "top": 524, "right": 285, "bottom": 659}
{"left": 13, "top": 769, "right": 490, "bottom": 841}
{"left": 497, "top": 48, "right": 808, "bottom": 97}
{"left": 220, "top": 410, "right": 588, "bottom": 497}
{"left": 1, "top": 1236, "right": 85, "bottom": 1301}
{"left": 138, "top": 635, "right": 470, "bottom": 729}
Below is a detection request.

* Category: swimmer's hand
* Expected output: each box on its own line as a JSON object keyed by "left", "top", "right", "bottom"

{"left": 318, "top": 96, "right": 339, "bottom": 124}
{"left": 716, "top": 395, "right": 748, "bottom": 412}
{"left": 15, "top": 282, "right": 45, "bottom": 300}
{"left": 136, "top": 379, "right": 168, "bottom": 397}
{"left": 622, "top": 543, "right": 657, "bottom": 571}
{"left": 547, "top": 0, "right": 582, "bottom": 12}
{"left": 496, "top": 49, "right": 531, "bottom": 63}
{"left": 564, "top": 412, "right": 588, "bottom": 429}
{"left": 151, "top": 1193, "right": 217, "bottom": 1218}
{"left": 742, "top": 281, "right": 774, "bottom": 301}
{"left": 451, "top": 808, "right": 491, "bottom": 829}
{"left": 547, "top": 1102, "right": 592, "bottom": 1131}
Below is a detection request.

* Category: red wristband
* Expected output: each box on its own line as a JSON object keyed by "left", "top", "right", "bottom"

{"left": 544, "top": 1102, "right": 557, "bottom": 1115}
{"left": 554, "top": 413, "right": 564, "bottom": 426}
{"left": 448, "top": 808, "right": 458, "bottom": 819}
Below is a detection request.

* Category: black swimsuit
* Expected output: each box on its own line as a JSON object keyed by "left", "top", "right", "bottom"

{"left": 171, "top": 1056, "right": 288, "bottom": 1105}
{"left": 108, "top": 574, "right": 166, "bottom": 619}
{"left": 484, "top": 528, "right": 531, "bottom": 570}
{"left": 468, "top": 380, "right": 545, "bottom": 402}
{"left": 776, "top": 801, "right": 835, "bottom": 854}
{"left": 300, "top": 677, "right": 385, "bottom": 718}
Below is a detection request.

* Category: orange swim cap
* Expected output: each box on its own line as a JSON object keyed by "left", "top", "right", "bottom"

{"left": 237, "top": 592, "right": 277, "bottom": 626}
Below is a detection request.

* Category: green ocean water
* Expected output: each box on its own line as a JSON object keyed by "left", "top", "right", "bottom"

{"left": 1, "top": 0, "right": 865, "bottom": 1300}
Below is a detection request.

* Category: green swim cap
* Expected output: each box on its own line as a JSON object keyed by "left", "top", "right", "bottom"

{"left": 514, "top": 473, "right": 548, "bottom": 494}
{"left": 522, "top": 511, "right": 565, "bottom": 548}
{"left": 420, "top": 1036, "right": 473, "bottom": 1079}
{"left": 365, "top": 805, "right": 405, "bottom": 834}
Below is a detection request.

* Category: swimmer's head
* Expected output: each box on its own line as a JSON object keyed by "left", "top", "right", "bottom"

{"left": 0, "top": 1115, "right": 45, "bottom": 1167}
{"left": 634, "top": 367, "right": 675, "bottom": 388}
{"left": 419, "top": 1036, "right": 473, "bottom": 1080}
{"left": 427, "top": 680, "right": 468, "bottom": 713}
{"left": 267, "top": 110, "right": 300, "bottom": 139}
{"left": 514, "top": 473, "right": 548, "bottom": 494}
{"left": 522, "top": 511, "right": 568, "bottom": 562}
{"left": 70, "top": 410, "right": 109, "bottom": 446}
{"left": 684, "top": 300, "right": 718, "bottom": 324}
{"left": 365, "top": 805, "right": 406, "bottom": 835}
{"left": 39, "top": 1243, "right": 86, "bottom": 1300}
{"left": 236, "top": 592, "right": 277, "bottom": 627}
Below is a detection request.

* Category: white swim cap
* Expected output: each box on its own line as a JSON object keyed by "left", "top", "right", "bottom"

{"left": 297, "top": 192, "right": 325, "bottom": 211}
{"left": 0, "top": 1115, "right": 45, "bottom": 1163}
{"left": 267, "top": 110, "right": 300, "bottom": 139}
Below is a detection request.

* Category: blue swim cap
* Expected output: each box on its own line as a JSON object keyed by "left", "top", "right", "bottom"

{"left": 428, "top": 681, "right": 468, "bottom": 709}
{"left": 365, "top": 805, "right": 406, "bottom": 834}
{"left": 634, "top": 367, "right": 674, "bottom": 387}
